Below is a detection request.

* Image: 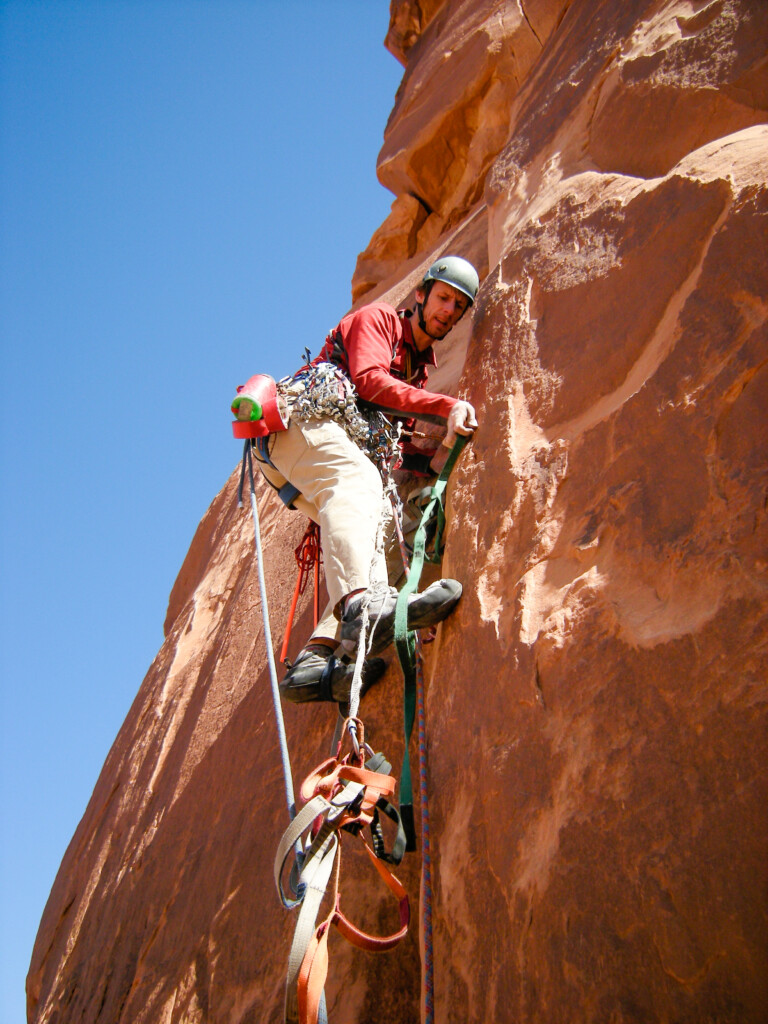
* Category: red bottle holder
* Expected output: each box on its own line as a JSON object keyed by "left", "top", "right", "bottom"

{"left": 231, "top": 374, "right": 289, "bottom": 438}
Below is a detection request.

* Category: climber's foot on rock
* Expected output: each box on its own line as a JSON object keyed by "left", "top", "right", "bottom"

{"left": 340, "top": 578, "right": 463, "bottom": 656}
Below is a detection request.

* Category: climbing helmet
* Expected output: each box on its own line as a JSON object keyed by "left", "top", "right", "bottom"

{"left": 421, "top": 255, "right": 479, "bottom": 305}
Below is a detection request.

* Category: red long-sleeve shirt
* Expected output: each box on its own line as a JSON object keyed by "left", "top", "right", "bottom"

{"left": 317, "top": 301, "right": 457, "bottom": 424}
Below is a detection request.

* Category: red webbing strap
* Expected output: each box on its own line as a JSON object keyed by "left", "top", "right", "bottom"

{"left": 297, "top": 920, "right": 332, "bottom": 1024}
{"left": 299, "top": 757, "right": 343, "bottom": 801}
{"left": 300, "top": 759, "right": 397, "bottom": 830}
{"left": 332, "top": 840, "right": 410, "bottom": 951}
{"left": 296, "top": 840, "right": 411, "bottom": 1024}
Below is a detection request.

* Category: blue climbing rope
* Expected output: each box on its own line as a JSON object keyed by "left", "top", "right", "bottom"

{"left": 239, "top": 441, "right": 297, "bottom": 822}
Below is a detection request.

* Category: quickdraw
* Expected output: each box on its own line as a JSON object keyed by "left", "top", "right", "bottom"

{"left": 275, "top": 720, "right": 409, "bottom": 1024}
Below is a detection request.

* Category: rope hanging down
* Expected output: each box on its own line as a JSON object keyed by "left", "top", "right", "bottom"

{"left": 239, "top": 441, "right": 297, "bottom": 821}
{"left": 281, "top": 521, "right": 322, "bottom": 665}
{"left": 240, "top": 441, "right": 332, "bottom": 1024}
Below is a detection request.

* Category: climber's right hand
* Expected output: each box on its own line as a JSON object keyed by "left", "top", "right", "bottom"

{"left": 443, "top": 400, "right": 478, "bottom": 448}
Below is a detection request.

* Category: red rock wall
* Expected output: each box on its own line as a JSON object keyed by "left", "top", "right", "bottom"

{"left": 29, "top": 2, "right": 768, "bottom": 1022}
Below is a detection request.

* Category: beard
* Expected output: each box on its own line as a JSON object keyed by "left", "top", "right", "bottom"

{"left": 427, "top": 321, "right": 451, "bottom": 340}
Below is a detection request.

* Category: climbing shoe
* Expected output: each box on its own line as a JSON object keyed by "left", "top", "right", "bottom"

{"left": 279, "top": 646, "right": 387, "bottom": 704}
{"left": 341, "top": 578, "right": 463, "bottom": 656}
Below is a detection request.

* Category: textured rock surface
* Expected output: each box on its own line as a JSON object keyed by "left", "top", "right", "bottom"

{"left": 29, "top": 1, "right": 768, "bottom": 1022}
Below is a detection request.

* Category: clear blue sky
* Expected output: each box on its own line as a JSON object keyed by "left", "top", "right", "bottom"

{"left": 0, "top": 3, "right": 402, "bottom": 1019}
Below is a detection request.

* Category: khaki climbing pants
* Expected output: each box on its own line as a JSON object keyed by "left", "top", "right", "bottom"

{"left": 258, "top": 417, "right": 392, "bottom": 645}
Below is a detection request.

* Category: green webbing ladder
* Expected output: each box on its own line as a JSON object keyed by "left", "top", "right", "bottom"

{"left": 393, "top": 435, "right": 468, "bottom": 847}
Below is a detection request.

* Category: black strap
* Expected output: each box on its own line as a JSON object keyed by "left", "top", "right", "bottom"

{"left": 399, "top": 451, "right": 434, "bottom": 476}
{"left": 370, "top": 799, "right": 407, "bottom": 865}
{"left": 317, "top": 656, "right": 338, "bottom": 702}
{"left": 278, "top": 482, "right": 301, "bottom": 509}
{"left": 363, "top": 752, "right": 407, "bottom": 865}
{"left": 255, "top": 435, "right": 273, "bottom": 466}
{"left": 253, "top": 436, "right": 301, "bottom": 509}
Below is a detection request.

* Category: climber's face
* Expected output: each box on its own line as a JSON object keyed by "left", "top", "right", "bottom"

{"left": 413, "top": 282, "right": 469, "bottom": 348}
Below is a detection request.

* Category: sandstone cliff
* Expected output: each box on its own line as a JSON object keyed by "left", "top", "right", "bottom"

{"left": 29, "top": 2, "right": 768, "bottom": 1022}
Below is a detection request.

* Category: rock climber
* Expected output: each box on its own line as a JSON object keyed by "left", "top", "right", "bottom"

{"left": 255, "top": 255, "right": 479, "bottom": 703}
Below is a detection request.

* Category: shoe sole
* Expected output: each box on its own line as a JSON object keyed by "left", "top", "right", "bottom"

{"left": 280, "top": 656, "right": 387, "bottom": 703}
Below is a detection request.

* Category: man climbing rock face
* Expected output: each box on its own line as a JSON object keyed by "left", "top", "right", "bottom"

{"left": 255, "top": 256, "right": 479, "bottom": 703}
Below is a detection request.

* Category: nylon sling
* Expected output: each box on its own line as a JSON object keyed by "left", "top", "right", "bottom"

{"left": 275, "top": 725, "right": 411, "bottom": 1024}
{"left": 393, "top": 434, "right": 468, "bottom": 848}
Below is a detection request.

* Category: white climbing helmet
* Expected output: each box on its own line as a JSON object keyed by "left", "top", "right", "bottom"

{"left": 421, "top": 255, "right": 480, "bottom": 305}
